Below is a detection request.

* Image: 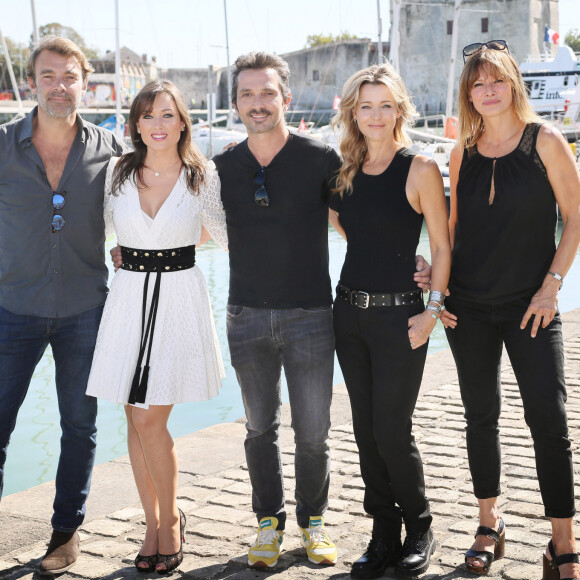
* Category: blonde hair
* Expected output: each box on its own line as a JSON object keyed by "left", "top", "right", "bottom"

{"left": 332, "top": 63, "right": 418, "bottom": 196}
{"left": 458, "top": 48, "right": 542, "bottom": 150}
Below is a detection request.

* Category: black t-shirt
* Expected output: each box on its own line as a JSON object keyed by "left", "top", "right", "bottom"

{"left": 214, "top": 132, "right": 341, "bottom": 308}
{"left": 330, "top": 148, "right": 423, "bottom": 292}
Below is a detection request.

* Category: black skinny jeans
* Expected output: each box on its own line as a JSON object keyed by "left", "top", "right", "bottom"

{"left": 445, "top": 295, "right": 575, "bottom": 518}
{"left": 333, "top": 297, "right": 432, "bottom": 539}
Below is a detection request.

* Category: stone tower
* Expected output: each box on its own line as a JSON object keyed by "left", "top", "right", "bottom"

{"left": 392, "top": 0, "right": 559, "bottom": 115}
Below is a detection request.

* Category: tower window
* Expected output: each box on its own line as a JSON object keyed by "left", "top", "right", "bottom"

{"left": 447, "top": 20, "right": 453, "bottom": 35}
{"left": 481, "top": 18, "right": 489, "bottom": 33}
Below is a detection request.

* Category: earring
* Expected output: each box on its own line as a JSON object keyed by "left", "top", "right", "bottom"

{"left": 137, "top": 129, "right": 141, "bottom": 134}
{"left": 181, "top": 126, "right": 185, "bottom": 132}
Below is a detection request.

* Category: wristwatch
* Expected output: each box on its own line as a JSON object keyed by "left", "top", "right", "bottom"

{"left": 548, "top": 271, "right": 563, "bottom": 289}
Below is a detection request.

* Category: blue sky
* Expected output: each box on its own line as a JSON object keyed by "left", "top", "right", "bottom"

{"left": 3, "top": 0, "right": 579, "bottom": 69}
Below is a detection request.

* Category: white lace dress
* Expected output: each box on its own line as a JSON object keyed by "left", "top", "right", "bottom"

{"left": 86, "top": 158, "right": 228, "bottom": 408}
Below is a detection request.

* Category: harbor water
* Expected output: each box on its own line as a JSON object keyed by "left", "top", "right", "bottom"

{"left": 3, "top": 224, "right": 580, "bottom": 496}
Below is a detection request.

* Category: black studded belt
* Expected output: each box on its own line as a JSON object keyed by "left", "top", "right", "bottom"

{"left": 337, "top": 284, "right": 423, "bottom": 309}
{"left": 120, "top": 245, "right": 196, "bottom": 273}
{"left": 119, "top": 245, "right": 196, "bottom": 405}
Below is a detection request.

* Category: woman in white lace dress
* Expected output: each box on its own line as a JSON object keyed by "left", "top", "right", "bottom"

{"left": 86, "top": 80, "right": 227, "bottom": 574}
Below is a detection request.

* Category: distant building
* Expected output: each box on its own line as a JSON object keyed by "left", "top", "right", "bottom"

{"left": 281, "top": 39, "right": 382, "bottom": 121}
{"left": 87, "top": 47, "right": 158, "bottom": 107}
{"left": 164, "top": 66, "right": 227, "bottom": 111}
{"left": 393, "top": 0, "right": 559, "bottom": 115}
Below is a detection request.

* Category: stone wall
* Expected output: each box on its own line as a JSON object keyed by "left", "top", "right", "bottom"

{"left": 396, "top": 0, "right": 559, "bottom": 115}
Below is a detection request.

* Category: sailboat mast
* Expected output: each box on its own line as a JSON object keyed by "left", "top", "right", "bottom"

{"left": 377, "top": 0, "right": 383, "bottom": 63}
{"left": 30, "top": 0, "right": 39, "bottom": 45}
{"left": 0, "top": 27, "right": 24, "bottom": 117}
{"left": 224, "top": 0, "right": 233, "bottom": 129}
{"left": 445, "top": 0, "right": 462, "bottom": 120}
{"left": 114, "top": 0, "right": 122, "bottom": 138}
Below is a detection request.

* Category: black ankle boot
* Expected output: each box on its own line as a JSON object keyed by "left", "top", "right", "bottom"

{"left": 396, "top": 528, "right": 436, "bottom": 577}
{"left": 350, "top": 536, "right": 402, "bottom": 579}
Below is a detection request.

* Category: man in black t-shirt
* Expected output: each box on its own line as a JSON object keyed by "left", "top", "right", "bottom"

{"left": 213, "top": 52, "right": 341, "bottom": 569}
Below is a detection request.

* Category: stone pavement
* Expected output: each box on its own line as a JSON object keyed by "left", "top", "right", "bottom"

{"left": 1, "top": 308, "right": 579, "bottom": 580}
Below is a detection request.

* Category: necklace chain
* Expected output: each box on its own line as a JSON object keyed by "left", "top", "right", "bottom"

{"left": 144, "top": 160, "right": 181, "bottom": 177}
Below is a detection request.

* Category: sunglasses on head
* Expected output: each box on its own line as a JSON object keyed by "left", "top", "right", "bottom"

{"left": 254, "top": 166, "right": 269, "bottom": 207}
{"left": 462, "top": 40, "right": 509, "bottom": 63}
{"left": 52, "top": 192, "right": 66, "bottom": 232}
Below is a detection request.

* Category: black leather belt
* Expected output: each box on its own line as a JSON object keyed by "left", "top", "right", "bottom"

{"left": 120, "top": 245, "right": 196, "bottom": 405}
{"left": 337, "top": 284, "right": 423, "bottom": 309}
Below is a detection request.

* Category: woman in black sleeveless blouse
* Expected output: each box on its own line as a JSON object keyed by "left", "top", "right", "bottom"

{"left": 329, "top": 63, "right": 451, "bottom": 578}
{"left": 442, "top": 42, "right": 580, "bottom": 578}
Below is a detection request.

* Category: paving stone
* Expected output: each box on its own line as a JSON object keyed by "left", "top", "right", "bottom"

{"left": 222, "top": 481, "right": 253, "bottom": 495}
{"left": 82, "top": 518, "right": 135, "bottom": 537}
{"left": 82, "top": 539, "right": 134, "bottom": 558}
{"left": 178, "top": 484, "right": 220, "bottom": 501}
{"left": 189, "top": 520, "right": 254, "bottom": 539}
{"left": 107, "top": 506, "right": 142, "bottom": 521}
{"left": 220, "top": 468, "right": 251, "bottom": 481}
{"left": 191, "top": 477, "right": 234, "bottom": 490}
{"left": 208, "top": 492, "right": 251, "bottom": 510}
{"left": 503, "top": 501, "right": 546, "bottom": 520}
{"left": 192, "top": 505, "right": 250, "bottom": 524}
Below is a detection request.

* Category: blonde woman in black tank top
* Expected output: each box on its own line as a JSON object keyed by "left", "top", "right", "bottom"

{"left": 442, "top": 41, "right": 580, "bottom": 578}
{"left": 330, "top": 63, "right": 451, "bottom": 578}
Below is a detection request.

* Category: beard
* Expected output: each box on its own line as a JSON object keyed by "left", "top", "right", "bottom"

{"left": 37, "top": 91, "right": 80, "bottom": 118}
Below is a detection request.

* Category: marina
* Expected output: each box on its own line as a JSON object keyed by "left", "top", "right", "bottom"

{"left": 4, "top": 225, "right": 580, "bottom": 497}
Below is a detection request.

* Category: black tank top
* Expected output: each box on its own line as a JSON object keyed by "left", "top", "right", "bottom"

{"left": 450, "top": 123, "right": 557, "bottom": 304}
{"left": 330, "top": 147, "right": 423, "bottom": 292}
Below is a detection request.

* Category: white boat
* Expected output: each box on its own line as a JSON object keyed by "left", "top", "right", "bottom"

{"left": 520, "top": 46, "right": 580, "bottom": 115}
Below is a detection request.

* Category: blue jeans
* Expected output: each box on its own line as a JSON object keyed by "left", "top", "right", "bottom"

{"left": 226, "top": 305, "right": 334, "bottom": 530}
{"left": 0, "top": 304, "right": 102, "bottom": 531}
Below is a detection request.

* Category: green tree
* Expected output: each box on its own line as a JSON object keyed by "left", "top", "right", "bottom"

{"left": 34, "top": 23, "right": 100, "bottom": 58}
{"left": 0, "top": 36, "right": 31, "bottom": 87}
{"left": 305, "top": 31, "right": 359, "bottom": 49}
{"left": 564, "top": 29, "right": 580, "bottom": 53}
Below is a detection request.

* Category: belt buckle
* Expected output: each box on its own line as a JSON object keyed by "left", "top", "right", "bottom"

{"left": 357, "top": 291, "right": 370, "bottom": 309}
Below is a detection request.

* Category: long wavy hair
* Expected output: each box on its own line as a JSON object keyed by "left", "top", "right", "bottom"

{"left": 332, "top": 63, "right": 418, "bottom": 196}
{"left": 111, "top": 80, "right": 205, "bottom": 195}
{"left": 458, "top": 47, "right": 542, "bottom": 151}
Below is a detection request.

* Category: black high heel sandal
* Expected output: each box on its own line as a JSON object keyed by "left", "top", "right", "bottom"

{"left": 464, "top": 517, "right": 505, "bottom": 575}
{"left": 135, "top": 552, "right": 158, "bottom": 573}
{"left": 156, "top": 508, "right": 186, "bottom": 575}
{"left": 542, "top": 540, "right": 580, "bottom": 580}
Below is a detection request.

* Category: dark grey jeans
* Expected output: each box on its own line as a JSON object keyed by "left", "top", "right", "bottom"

{"left": 226, "top": 304, "right": 334, "bottom": 530}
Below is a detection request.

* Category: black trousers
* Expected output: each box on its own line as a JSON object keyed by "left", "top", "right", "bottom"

{"left": 333, "top": 297, "right": 432, "bottom": 539}
{"left": 445, "top": 295, "right": 575, "bottom": 518}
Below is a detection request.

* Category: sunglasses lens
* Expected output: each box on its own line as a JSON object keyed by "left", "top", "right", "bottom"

{"left": 254, "top": 186, "right": 269, "bottom": 207}
{"left": 254, "top": 169, "right": 265, "bottom": 186}
{"left": 52, "top": 214, "right": 65, "bottom": 231}
{"left": 487, "top": 40, "right": 507, "bottom": 50}
{"left": 463, "top": 43, "right": 483, "bottom": 57}
{"left": 53, "top": 193, "right": 65, "bottom": 210}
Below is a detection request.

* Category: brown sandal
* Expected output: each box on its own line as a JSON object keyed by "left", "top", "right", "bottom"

{"left": 542, "top": 540, "right": 580, "bottom": 580}
{"left": 464, "top": 517, "right": 505, "bottom": 575}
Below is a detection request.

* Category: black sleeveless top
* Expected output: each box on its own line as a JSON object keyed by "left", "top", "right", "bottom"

{"left": 330, "top": 147, "right": 423, "bottom": 292}
{"left": 450, "top": 123, "right": 557, "bottom": 304}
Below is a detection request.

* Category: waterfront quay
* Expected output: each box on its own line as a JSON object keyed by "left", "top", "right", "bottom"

{"left": 1, "top": 309, "right": 580, "bottom": 579}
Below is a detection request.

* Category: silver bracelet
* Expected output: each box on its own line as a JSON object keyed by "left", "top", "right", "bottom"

{"left": 428, "top": 290, "right": 445, "bottom": 305}
{"left": 425, "top": 303, "right": 441, "bottom": 319}
{"left": 548, "top": 271, "right": 563, "bottom": 289}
